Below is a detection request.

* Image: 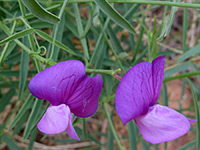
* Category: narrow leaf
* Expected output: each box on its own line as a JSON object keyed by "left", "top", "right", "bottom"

{"left": 21, "top": 0, "right": 60, "bottom": 24}
{"left": 0, "top": 89, "right": 15, "bottom": 113}
{"left": 23, "top": 99, "right": 44, "bottom": 140}
{"left": 19, "top": 37, "right": 29, "bottom": 99}
{"left": 164, "top": 62, "right": 192, "bottom": 78}
{"left": 35, "top": 29, "right": 75, "bottom": 55}
{"left": 177, "top": 43, "right": 200, "bottom": 62}
{"left": 9, "top": 94, "right": 34, "bottom": 130}
{"left": 2, "top": 134, "right": 23, "bottom": 150}
{"left": 94, "top": 0, "right": 135, "bottom": 34}
{"left": 0, "top": 28, "right": 33, "bottom": 45}
{"left": 128, "top": 121, "right": 137, "bottom": 150}
{"left": 187, "top": 79, "right": 200, "bottom": 149}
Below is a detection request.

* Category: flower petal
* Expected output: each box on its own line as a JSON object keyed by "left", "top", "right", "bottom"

{"left": 66, "top": 113, "right": 80, "bottom": 140}
{"left": 67, "top": 74, "right": 103, "bottom": 117}
{"left": 115, "top": 62, "right": 154, "bottom": 125}
{"left": 37, "top": 104, "right": 70, "bottom": 134}
{"left": 152, "top": 56, "right": 165, "bottom": 104}
{"left": 29, "top": 60, "right": 85, "bottom": 105}
{"left": 135, "top": 104, "right": 192, "bottom": 144}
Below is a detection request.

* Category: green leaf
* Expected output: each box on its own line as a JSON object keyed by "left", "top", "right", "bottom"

{"left": 106, "top": 23, "right": 124, "bottom": 53}
{"left": 164, "top": 62, "right": 193, "bottom": 78}
{"left": 0, "top": 80, "right": 28, "bottom": 88}
{"left": 12, "top": 110, "right": 29, "bottom": 135}
{"left": 21, "top": 0, "right": 60, "bottom": 24}
{"left": 94, "top": 0, "right": 135, "bottom": 34}
{"left": 19, "top": 37, "right": 29, "bottom": 99}
{"left": 0, "top": 28, "right": 33, "bottom": 45}
{"left": 65, "top": 14, "right": 79, "bottom": 37}
{"left": 35, "top": 29, "right": 75, "bottom": 55}
{"left": 158, "top": 0, "right": 180, "bottom": 40}
{"left": 0, "top": 70, "right": 36, "bottom": 77}
{"left": 73, "top": 3, "right": 89, "bottom": 60}
{"left": 128, "top": 121, "right": 137, "bottom": 150}
{"left": 28, "top": 128, "right": 38, "bottom": 150}
{"left": 187, "top": 79, "right": 200, "bottom": 149}
{"left": 107, "top": 112, "right": 114, "bottom": 150}
{"left": 0, "top": 89, "right": 15, "bottom": 113}
{"left": 23, "top": 99, "right": 44, "bottom": 140}
{"left": 47, "top": 14, "right": 65, "bottom": 61}
{"left": 162, "top": 83, "right": 168, "bottom": 106}
{"left": 9, "top": 94, "right": 34, "bottom": 130}
{"left": 2, "top": 134, "right": 23, "bottom": 150}
{"left": 177, "top": 43, "right": 200, "bottom": 62}
{"left": 90, "top": 18, "right": 110, "bottom": 65}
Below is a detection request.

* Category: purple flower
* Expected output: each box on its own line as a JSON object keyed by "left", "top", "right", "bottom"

{"left": 115, "top": 56, "right": 195, "bottom": 144}
{"left": 29, "top": 60, "right": 103, "bottom": 140}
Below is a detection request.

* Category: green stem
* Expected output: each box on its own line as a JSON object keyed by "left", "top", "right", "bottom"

{"left": 104, "top": 103, "right": 123, "bottom": 150}
{"left": 68, "top": 0, "right": 200, "bottom": 9}
{"left": 73, "top": 3, "right": 89, "bottom": 64}
{"left": 0, "top": 21, "right": 17, "bottom": 64}
{"left": 99, "top": 23, "right": 125, "bottom": 72}
{"left": 18, "top": 0, "right": 41, "bottom": 72}
{"left": 49, "top": 0, "right": 68, "bottom": 60}
{"left": 82, "top": 118, "right": 87, "bottom": 139}
{"left": 163, "top": 71, "right": 200, "bottom": 82}
{"left": 86, "top": 68, "right": 121, "bottom": 76}
{"left": 128, "top": 121, "right": 137, "bottom": 150}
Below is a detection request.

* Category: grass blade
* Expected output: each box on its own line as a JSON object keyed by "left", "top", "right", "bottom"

{"left": 0, "top": 28, "right": 33, "bottom": 45}
{"left": 94, "top": 0, "right": 135, "bottom": 34}
{"left": 187, "top": 79, "right": 200, "bottom": 149}
{"left": 177, "top": 43, "right": 200, "bottom": 62}
{"left": 2, "top": 134, "right": 23, "bottom": 150}
{"left": 9, "top": 94, "right": 34, "bottom": 130}
{"left": 19, "top": 37, "right": 29, "bottom": 99}
{"left": 21, "top": 0, "right": 60, "bottom": 24}
{"left": 73, "top": 3, "right": 90, "bottom": 61}
{"left": 23, "top": 99, "right": 44, "bottom": 140}
{"left": 35, "top": 29, "right": 75, "bottom": 55}
{"left": 128, "top": 121, "right": 137, "bottom": 150}
{"left": 0, "top": 89, "right": 15, "bottom": 113}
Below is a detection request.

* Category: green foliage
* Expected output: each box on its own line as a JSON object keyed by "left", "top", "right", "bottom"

{"left": 0, "top": 0, "right": 200, "bottom": 149}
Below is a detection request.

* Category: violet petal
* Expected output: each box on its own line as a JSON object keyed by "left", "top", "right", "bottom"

{"left": 135, "top": 104, "right": 192, "bottom": 144}
{"left": 37, "top": 104, "right": 70, "bottom": 134}
{"left": 67, "top": 74, "right": 103, "bottom": 117}
{"left": 115, "top": 62, "right": 154, "bottom": 125}
{"left": 152, "top": 56, "right": 165, "bottom": 105}
{"left": 66, "top": 113, "right": 80, "bottom": 140}
{"left": 29, "top": 60, "right": 85, "bottom": 106}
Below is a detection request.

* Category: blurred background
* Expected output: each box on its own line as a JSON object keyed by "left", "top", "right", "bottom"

{"left": 0, "top": 0, "right": 199, "bottom": 149}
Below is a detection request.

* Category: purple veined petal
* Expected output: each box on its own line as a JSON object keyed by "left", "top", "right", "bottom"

{"left": 29, "top": 60, "right": 85, "bottom": 106}
{"left": 115, "top": 62, "right": 154, "bottom": 125}
{"left": 66, "top": 113, "right": 80, "bottom": 140}
{"left": 37, "top": 104, "right": 70, "bottom": 134}
{"left": 135, "top": 104, "right": 193, "bottom": 144}
{"left": 152, "top": 56, "right": 165, "bottom": 105}
{"left": 67, "top": 74, "right": 103, "bottom": 117}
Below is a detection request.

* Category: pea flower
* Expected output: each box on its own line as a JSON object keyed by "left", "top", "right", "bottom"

{"left": 115, "top": 56, "right": 195, "bottom": 144}
{"left": 29, "top": 60, "right": 103, "bottom": 140}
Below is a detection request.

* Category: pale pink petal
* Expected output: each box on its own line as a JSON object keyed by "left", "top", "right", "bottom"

{"left": 37, "top": 104, "right": 70, "bottom": 134}
{"left": 135, "top": 104, "right": 192, "bottom": 144}
{"left": 66, "top": 113, "right": 80, "bottom": 140}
